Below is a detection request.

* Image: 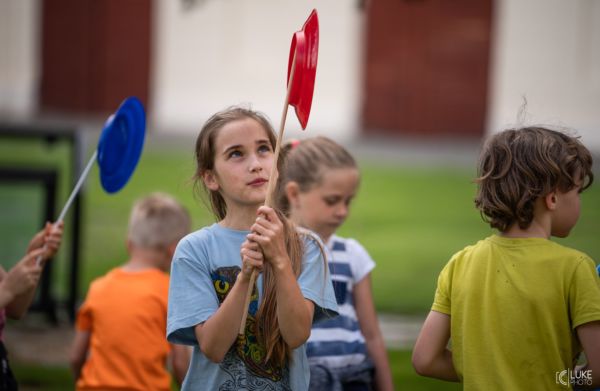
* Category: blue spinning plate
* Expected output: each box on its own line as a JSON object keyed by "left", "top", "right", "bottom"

{"left": 97, "top": 97, "right": 146, "bottom": 193}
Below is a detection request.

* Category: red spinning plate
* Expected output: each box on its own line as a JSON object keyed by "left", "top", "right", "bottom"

{"left": 287, "top": 9, "right": 319, "bottom": 130}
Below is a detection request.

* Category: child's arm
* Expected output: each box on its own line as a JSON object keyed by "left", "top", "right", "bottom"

{"left": 248, "top": 206, "right": 314, "bottom": 348}
{"left": 194, "top": 241, "right": 263, "bottom": 362}
{"left": 412, "top": 310, "right": 459, "bottom": 381}
{"left": 272, "top": 258, "right": 314, "bottom": 348}
{"left": 7, "top": 223, "right": 63, "bottom": 318}
{"left": 169, "top": 343, "right": 191, "bottom": 387}
{"left": 69, "top": 330, "right": 91, "bottom": 380}
{"left": 576, "top": 320, "right": 600, "bottom": 389}
{"left": 354, "top": 274, "right": 394, "bottom": 391}
{"left": 0, "top": 266, "right": 12, "bottom": 308}
{"left": 2, "top": 248, "right": 45, "bottom": 317}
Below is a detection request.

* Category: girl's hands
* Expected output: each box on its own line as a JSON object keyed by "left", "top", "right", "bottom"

{"left": 239, "top": 240, "right": 263, "bottom": 282}
{"left": 247, "top": 206, "right": 289, "bottom": 270}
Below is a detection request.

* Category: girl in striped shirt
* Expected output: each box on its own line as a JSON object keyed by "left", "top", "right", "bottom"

{"left": 279, "top": 137, "right": 394, "bottom": 391}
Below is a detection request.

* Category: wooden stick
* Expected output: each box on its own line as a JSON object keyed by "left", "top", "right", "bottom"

{"left": 239, "top": 53, "right": 298, "bottom": 335}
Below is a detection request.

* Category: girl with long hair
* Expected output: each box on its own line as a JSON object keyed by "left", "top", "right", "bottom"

{"left": 167, "top": 107, "right": 337, "bottom": 390}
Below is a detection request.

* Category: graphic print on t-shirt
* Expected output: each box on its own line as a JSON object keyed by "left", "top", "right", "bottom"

{"left": 211, "top": 266, "right": 290, "bottom": 390}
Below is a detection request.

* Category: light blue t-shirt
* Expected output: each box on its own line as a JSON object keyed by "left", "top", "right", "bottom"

{"left": 167, "top": 223, "right": 338, "bottom": 391}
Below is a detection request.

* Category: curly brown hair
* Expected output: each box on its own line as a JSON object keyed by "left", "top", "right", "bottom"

{"left": 474, "top": 127, "right": 594, "bottom": 232}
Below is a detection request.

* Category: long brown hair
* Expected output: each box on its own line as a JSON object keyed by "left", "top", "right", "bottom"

{"left": 193, "top": 106, "right": 304, "bottom": 367}
{"left": 474, "top": 126, "right": 593, "bottom": 232}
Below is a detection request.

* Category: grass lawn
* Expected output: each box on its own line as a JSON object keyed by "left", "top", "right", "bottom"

{"left": 2, "top": 135, "right": 599, "bottom": 390}
{"left": 1, "top": 137, "right": 599, "bottom": 314}
{"left": 11, "top": 362, "right": 72, "bottom": 391}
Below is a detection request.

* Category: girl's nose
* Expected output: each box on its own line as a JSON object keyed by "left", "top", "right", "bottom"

{"left": 248, "top": 153, "right": 262, "bottom": 172}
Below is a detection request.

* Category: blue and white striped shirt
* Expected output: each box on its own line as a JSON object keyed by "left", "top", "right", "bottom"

{"left": 306, "top": 235, "right": 376, "bottom": 368}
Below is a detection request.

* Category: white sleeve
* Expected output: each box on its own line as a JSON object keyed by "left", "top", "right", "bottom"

{"left": 347, "top": 238, "right": 376, "bottom": 283}
{"left": 298, "top": 234, "right": 339, "bottom": 321}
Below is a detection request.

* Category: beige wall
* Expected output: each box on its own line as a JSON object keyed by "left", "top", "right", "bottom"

{"left": 1, "top": 0, "right": 599, "bottom": 149}
{"left": 487, "top": 0, "right": 600, "bottom": 148}
{"left": 151, "top": 0, "right": 364, "bottom": 141}
{"left": 0, "top": 0, "right": 40, "bottom": 116}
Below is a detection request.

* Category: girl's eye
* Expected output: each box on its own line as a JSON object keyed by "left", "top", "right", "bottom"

{"left": 258, "top": 144, "right": 272, "bottom": 154}
{"left": 228, "top": 150, "right": 242, "bottom": 159}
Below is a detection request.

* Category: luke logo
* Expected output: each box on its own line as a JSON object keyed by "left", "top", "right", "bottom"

{"left": 556, "top": 368, "right": 593, "bottom": 387}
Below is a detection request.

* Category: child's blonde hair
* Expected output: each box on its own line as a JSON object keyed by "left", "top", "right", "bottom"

{"left": 277, "top": 136, "right": 358, "bottom": 214}
{"left": 128, "top": 193, "right": 191, "bottom": 250}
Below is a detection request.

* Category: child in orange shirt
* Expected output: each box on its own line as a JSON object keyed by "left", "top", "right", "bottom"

{"left": 70, "top": 193, "right": 192, "bottom": 391}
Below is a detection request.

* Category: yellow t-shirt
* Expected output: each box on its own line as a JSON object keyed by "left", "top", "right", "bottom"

{"left": 432, "top": 235, "right": 600, "bottom": 391}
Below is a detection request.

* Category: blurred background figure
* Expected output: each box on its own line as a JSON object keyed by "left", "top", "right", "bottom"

{"left": 70, "top": 193, "right": 191, "bottom": 390}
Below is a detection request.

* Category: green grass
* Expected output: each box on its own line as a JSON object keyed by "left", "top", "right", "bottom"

{"left": 1, "top": 138, "right": 599, "bottom": 314}
{"left": 11, "top": 362, "right": 72, "bottom": 391}
{"left": 389, "top": 350, "right": 462, "bottom": 390}
{"left": 340, "top": 165, "right": 487, "bottom": 313}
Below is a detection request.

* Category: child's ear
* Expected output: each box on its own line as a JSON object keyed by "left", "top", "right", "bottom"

{"left": 166, "top": 241, "right": 178, "bottom": 259}
{"left": 202, "top": 170, "right": 219, "bottom": 191}
{"left": 544, "top": 191, "right": 558, "bottom": 211}
{"left": 285, "top": 182, "right": 301, "bottom": 206}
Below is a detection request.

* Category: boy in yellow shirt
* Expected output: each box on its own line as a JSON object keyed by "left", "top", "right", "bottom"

{"left": 412, "top": 127, "right": 600, "bottom": 390}
{"left": 70, "top": 193, "right": 191, "bottom": 390}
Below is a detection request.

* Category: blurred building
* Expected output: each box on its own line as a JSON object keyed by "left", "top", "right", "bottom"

{"left": 1, "top": 0, "right": 599, "bottom": 148}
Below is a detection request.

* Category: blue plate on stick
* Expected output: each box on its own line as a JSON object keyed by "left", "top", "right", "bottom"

{"left": 39, "top": 96, "right": 146, "bottom": 266}
{"left": 97, "top": 97, "right": 146, "bottom": 193}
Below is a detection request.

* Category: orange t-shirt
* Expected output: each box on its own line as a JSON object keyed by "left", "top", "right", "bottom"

{"left": 76, "top": 267, "right": 172, "bottom": 391}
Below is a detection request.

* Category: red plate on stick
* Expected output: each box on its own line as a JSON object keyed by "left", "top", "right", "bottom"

{"left": 287, "top": 9, "right": 319, "bottom": 129}
{"left": 239, "top": 9, "right": 321, "bottom": 335}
